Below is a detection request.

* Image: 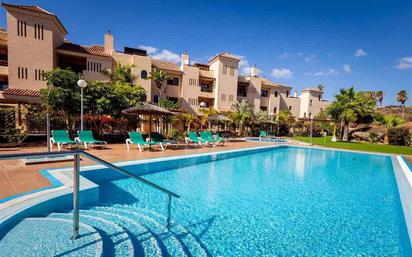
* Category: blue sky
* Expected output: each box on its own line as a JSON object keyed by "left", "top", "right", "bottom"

{"left": 1, "top": 0, "right": 411, "bottom": 105}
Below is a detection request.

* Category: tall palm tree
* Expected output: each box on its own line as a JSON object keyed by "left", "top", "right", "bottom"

{"left": 101, "top": 63, "right": 135, "bottom": 84}
{"left": 375, "top": 90, "right": 384, "bottom": 107}
{"left": 396, "top": 90, "right": 408, "bottom": 118}
{"left": 146, "top": 68, "right": 171, "bottom": 100}
{"left": 231, "top": 99, "right": 252, "bottom": 135}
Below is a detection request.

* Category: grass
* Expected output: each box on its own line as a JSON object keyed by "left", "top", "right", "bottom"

{"left": 290, "top": 136, "right": 412, "bottom": 156}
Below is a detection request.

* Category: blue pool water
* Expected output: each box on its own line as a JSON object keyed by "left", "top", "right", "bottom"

{"left": 246, "top": 137, "right": 287, "bottom": 143}
{"left": 95, "top": 147, "right": 411, "bottom": 256}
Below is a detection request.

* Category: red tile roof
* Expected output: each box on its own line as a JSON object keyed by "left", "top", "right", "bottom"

{"left": 2, "top": 3, "right": 68, "bottom": 34}
{"left": 152, "top": 59, "right": 182, "bottom": 73}
{"left": 2, "top": 88, "right": 41, "bottom": 97}
{"left": 56, "top": 42, "right": 111, "bottom": 58}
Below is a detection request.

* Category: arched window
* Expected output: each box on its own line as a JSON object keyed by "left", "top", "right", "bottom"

{"left": 141, "top": 70, "right": 148, "bottom": 79}
{"left": 153, "top": 95, "right": 159, "bottom": 104}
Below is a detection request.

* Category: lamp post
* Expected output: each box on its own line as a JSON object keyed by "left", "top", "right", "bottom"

{"left": 77, "top": 79, "right": 88, "bottom": 131}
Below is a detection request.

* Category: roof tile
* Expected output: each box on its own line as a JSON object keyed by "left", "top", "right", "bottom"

{"left": 56, "top": 42, "right": 111, "bottom": 58}
{"left": 151, "top": 59, "right": 182, "bottom": 73}
{"left": 2, "top": 88, "right": 41, "bottom": 97}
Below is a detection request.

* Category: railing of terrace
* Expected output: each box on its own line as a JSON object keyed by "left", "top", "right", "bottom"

{"left": 0, "top": 150, "right": 181, "bottom": 239}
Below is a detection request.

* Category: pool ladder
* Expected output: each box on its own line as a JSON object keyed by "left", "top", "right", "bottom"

{"left": 0, "top": 150, "right": 181, "bottom": 240}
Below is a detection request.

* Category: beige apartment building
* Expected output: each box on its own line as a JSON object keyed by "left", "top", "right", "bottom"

{"left": 0, "top": 3, "right": 328, "bottom": 122}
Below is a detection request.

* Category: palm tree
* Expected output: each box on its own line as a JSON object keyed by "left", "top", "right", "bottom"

{"left": 146, "top": 68, "right": 171, "bottom": 100}
{"left": 396, "top": 90, "right": 408, "bottom": 118}
{"left": 375, "top": 90, "right": 384, "bottom": 107}
{"left": 328, "top": 87, "right": 375, "bottom": 141}
{"left": 101, "top": 63, "right": 135, "bottom": 84}
{"left": 317, "top": 84, "right": 324, "bottom": 92}
{"left": 375, "top": 115, "right": 404, "bottom": 144}
{"left": 199, "top": 107, "right": 218, "bottom": 129}
{"left": 231, "top": 99, "right": 252, "bottom": 135}
{"left": 181, "top": 113, "right": 197, "bottom": 133}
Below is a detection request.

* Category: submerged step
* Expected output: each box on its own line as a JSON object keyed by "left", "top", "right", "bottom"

{"left": 0, "top": 217, "right": 102, "bottom": 257}
{"left": 49, "top": 212, "right": 133, "bottom": 257}
{"left": 79, "top": 208, "right": 163, "bottom": 257}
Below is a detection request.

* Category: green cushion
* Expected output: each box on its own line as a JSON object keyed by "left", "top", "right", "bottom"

{"left": 52, "top": 130, "right": 76, "bottom": 144}
{"left": 77, "top": 130, "right": 106, "bottom": 144}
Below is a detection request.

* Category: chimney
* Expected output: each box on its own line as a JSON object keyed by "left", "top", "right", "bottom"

{"left": 181, "top": 51, "right": 189, "bottom": 68}
{"left": 251, "top": 64, "right": 260, "bottom": 77}
{"left": 104, "top": 30, "right": 114, "bottom": 55}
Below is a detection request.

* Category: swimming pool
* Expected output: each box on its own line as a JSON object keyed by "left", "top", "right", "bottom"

{"left": 246, "top": 137, "right": 287, "bottom": 143}
{"left": 1, "top": 146, "right": 411, "bottom": 256}
{"left": 94, "top": 147, "right": 411, "bottom": 256}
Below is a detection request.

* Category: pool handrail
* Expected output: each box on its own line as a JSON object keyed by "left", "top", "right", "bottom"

{"left": 0, "top": 150, "right": 180, "bottom": 239}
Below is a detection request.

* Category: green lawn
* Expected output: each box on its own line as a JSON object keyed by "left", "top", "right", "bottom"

{"left": 290, "top": 136, "right": 412, "bottom": 156}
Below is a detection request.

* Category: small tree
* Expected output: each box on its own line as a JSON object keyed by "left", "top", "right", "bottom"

{"left": 375, "top": 90, "right": 384, "bottom": 107}
{"left": 231, "top": 99, "right": 253, "bottom": 135}
{"left": 199, "top": 107, "right": 218, "bottom": 129}
{"left": 182, "top": 113, "right": 197, "bottom": 133}
{"left": 40, "top": 68, "right": 82, "bottom": 130}
{"left": 375, "top": 115, "right": 404, "bottom": 144}
{"left": 101, "top": 63, "right": 136, "bottom": 84}
{"left": 147, "top": 68, "right": 171, "bottom": 99}
{"left": 396, "top": 90, "right": 408, "bottom": 118}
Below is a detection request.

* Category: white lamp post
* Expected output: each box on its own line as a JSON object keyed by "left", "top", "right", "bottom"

{"left": 77, "top": 79, "right": 88, "bottom": 131}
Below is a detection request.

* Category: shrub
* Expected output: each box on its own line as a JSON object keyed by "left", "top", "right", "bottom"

{"left": 387, "top": 127, "right": 411, "bottom": 146}
{"left": 368, "top": 132, "right": 381, "bottom": 143}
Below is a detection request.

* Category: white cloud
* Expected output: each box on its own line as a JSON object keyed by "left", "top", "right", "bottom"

{"left": 278, "top": 52, "right": 289, "bottom": 59}
{"left": 307, "top": 68, "right": 338, "bottom": 76}
{"left": 304, "top": 54, "right": 317, "bottom": 63}
{"left": 234, "top": 54, "right": 253, "bottom": 75}
{"left": 343, "top": 64, "right": 351, "bottom": 74}
{"left": 271, "top": 68, "right": 293, "bottom": 79}
{"left": 137, "top": 45, "right": 158, "bottom": 55}
{"left": 152, "top": 49, "right": 180, "bottom": 63}
{"left": 396, "top": 56, "right": 412, "bottom": 69}
{"left": 355, "top": 49, "right": 367, "bottom": 57}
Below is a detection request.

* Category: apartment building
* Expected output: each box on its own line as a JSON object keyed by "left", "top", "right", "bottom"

{"left": 0, "top": 3, "right": 328, "bottom": 120}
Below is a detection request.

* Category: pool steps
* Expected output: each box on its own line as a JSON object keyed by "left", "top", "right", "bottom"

{"left": 0, "top": 205, "right": 209, "bottom": 257}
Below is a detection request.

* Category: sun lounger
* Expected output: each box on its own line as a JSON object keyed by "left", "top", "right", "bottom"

{"left": 75, "top": 130, "right": 107, "bottom": 149}
{"left": 50, "top": 130, "right": 79, "bottom": 151}
{"left": 126, "top": 131, "right": 159, "bottom": 152}
{"left": 185, "top": 131, "right": 206, "bottom": 147}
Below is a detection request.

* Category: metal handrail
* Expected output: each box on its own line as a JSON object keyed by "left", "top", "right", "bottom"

{"left": 0, "top": 150, "right": 180, "bottom": 238}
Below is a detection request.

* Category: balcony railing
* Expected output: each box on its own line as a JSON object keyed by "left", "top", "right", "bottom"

{"left": 0, "top": 60, "right": 8, "bottom": 66}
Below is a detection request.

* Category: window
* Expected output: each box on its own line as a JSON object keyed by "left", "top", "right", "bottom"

{"left": 141, "top": 70, "right": 147, "bottom": 79}
{"left": 289, "top": 106, "right": 292, "bottom": 110}
{"left": 220, "top": 94, "right": 226, "bottom": 101}
{"left": 310, "top": 99, "right": 313, "bottom": 106}
{"left": 167, "top": 77, "right": 179, "bottom": 86}
{"left": 153, "top": 95, "right": 159, "bottom": 103}
{"left": 188, "top": 98, "right": 198, "bottom": 106}
{"left": 35, "top": 69, "right": 46, "bottom": 81}
{"left": 273, "top": 107, "right": 277, "bottom": 113}
{"left": 237, "top": 85, "right": 247, "bottom": 97}
{"left": 222, "top": 65, "right": 227, "bottom": 75}
{"left": 304, "top": 113, "right": 306, "bottom": 118}
{"left": 18, "top": 67, "right": 28, "bottom": 79}
{"left": 319, "top": 95, "right": 321, "bottom": 101}
{"left": 274, "top": 91, "right": 278, "bottom": 97}
{"left": 260, "top": 106, "right": 267, "bottom": 111}
{"left": 286, "top": 91, "right": 289, "bottom": 97}
{"left": 200, "top": 83, "right": 212, "bottom": 92}
{"left": 189, "top": 78, "right": 198, "bottom": 86}
{"left": 229, "top": 94, "right": 234, "bottom": 102}
{"left": 87, "top": 61, "right": 102, "bottom": 72}
{"left": 34, "top": 24, "right": 44, "bottom": 40}
{"left": 261, "top": 89, "right": 269, "bottom": 97}
{"left": 320, "top": 108, "right": 323, "bottom": 112}
{"left": 229, "top": 66, "right": 235, "bottom": 76}
{"left": 309, "top": 113, "right": 312, "bottom": 118}
{"left": 17, "top": 20, "right": 27, "bottom": 37}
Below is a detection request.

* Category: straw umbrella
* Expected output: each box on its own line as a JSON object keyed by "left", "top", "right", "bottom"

{"left": 122, "top": 103, "right": 173, "bottom": 141}
{"left": 207, "top": 114, "right": 232, "bottom": 131}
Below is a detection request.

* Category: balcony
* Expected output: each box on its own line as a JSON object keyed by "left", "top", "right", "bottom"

{"left": 0, "top": 60, "right": 7, "bottom": 66}
{"left": 200, "top": 84, "right": 213, "bottom": 93}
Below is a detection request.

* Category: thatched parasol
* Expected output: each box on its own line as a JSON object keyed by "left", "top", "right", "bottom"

{"left": 122, "top": 103, "right": 173, "bottom": 140}
{"left": 207, "top": 114, "right": 231, "bottom": 131}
